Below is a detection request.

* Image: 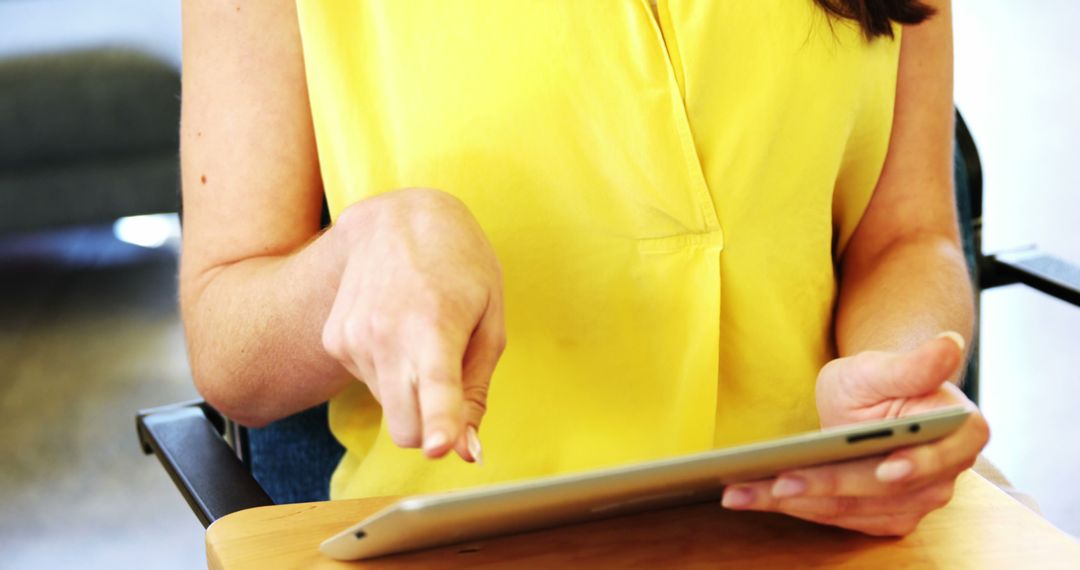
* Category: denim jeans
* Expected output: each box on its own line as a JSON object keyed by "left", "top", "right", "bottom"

{"left": 247, "top": 403, "right": 344, "bottom": 504}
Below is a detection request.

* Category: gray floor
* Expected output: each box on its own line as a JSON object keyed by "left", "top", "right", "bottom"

{"left": 0, "top": 3, "right": 1078, "bottom": 570}
{"left": 0, "top": 229, "right": 205, "bottom": 569}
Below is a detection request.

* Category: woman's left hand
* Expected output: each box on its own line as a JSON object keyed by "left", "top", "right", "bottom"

{"left": 720, "top": 333, "right": 990, "bottom": 536}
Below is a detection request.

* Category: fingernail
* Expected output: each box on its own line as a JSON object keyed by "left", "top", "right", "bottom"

{"left": 722, "top": 487, "right": 754, "bottom": 509}
{"left": 466, "top": 425, "right": 484, "bottom": 466}
{"left": 772, "top": 476, "right": 807, "bottom": 498}
{"left": 423, "top": 430, "right": 449, "bottom": 455}
{"left": 936, "top": 331, "right": 966, "bottom": 352}
{"left": 876, "top": 458, "right": 914, "bottom": 482}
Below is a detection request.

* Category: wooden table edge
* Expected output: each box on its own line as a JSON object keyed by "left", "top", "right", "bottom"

{"left": 205, "top": 471, "right": 1080, "bottom": 569}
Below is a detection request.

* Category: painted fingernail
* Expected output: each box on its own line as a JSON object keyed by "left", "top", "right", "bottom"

{"left": 772, "top": 476, "right": 807, "bottom": 498}
{"left": 936, "top": 331, "right": 966, "bottom": 352}
{"left": 423, "top": 430, "right": 449, "bottom": 455}
{"left": 876, "top": 458, "right": 914, "bottom": 482}
{"left": 722, "top": 487, "right": 754, "bottom": 509}
{"left": 466, "top": 425, "right": 484, "bottom": 466}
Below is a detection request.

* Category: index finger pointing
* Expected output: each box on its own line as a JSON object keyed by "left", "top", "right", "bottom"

{"left": 412, "top": 325, "right": 470, "bottom": 458}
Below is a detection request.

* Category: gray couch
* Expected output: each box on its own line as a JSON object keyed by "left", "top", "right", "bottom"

{"left": 0, "top": 48, "right": 180, "bottom": 235}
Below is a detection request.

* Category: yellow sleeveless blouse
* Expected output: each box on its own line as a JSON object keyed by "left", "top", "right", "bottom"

{"left": 294, "top": 1, "right": 901, "bottom": 499}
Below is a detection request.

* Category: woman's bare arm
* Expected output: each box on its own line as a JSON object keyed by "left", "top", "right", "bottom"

{"left": 721, "top": 1, "right": 988, "bottom": 537}
{"left": 179, "top": 0, "right": 346, "bottom": 427}
{"left": 179, "top": 0, "right": 503, "bottom": 465}
{"left": 835, "top": 0, "right": 974, "bottom": 360}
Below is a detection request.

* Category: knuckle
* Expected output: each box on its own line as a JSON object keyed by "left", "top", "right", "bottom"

{"left": 928, "top": 484, "right": 955, "bottom": 510}
{"left": 383, "top": 409, "right": 422, "bottom": 448}
{"left": 960, "top": 456, "right": 978, "bottom": 472}
{"left": 812, "top": 494, "right": 855, "bottom": 520}
{"left": 420, "top": 371, "right": 459, "bottom": 389}
{"left": 889, "top": 516, "right": 921, "bottom": 536}
{"left": 413, "top": 280, "right": 441, "bottom": 304}
{"left": 404, "top": 186, "right": 456, "bottom": 205}
{"left": 367, "top": 311, "right": 396, "bottom": 344}
{"left": 462, "top": 384, "right": 490, "bottom": 416}
{"left": 973, "top": 415, "right": 991, "bottom": 447}
{"left": 414, "top": 291, "right": 455, "bottom": 327}
{"left": 884, "top": 477, "right": 914, "bottom": 495}
{"left": 756, "top": 488, "right": 778, "bottom": 511}
{"left": 826, "top": 496, "right": 859, "bottom": 519}
{"left": 851, "top": 351, "right": 883, "bottom": 378}
{"left": 321, "top": 324, "right": 344, "bottom": 359}
{"left": 817, "top": 468, "right": 841, "bottom": 496}
{"left": 488, "top": 259, "right": 505, "bottom": 286}
{"left": 386, "top": 424, "right": 422, "bottom": 448}
{"left": 859, "top": 525, "right": 896, "bottom": 537}
{"left": 334, "top": 201, "right": 369, "bottom": 238}
{"left": 359, "top": 354, "right": 377, "bottom": 383}
{"left": 430, "top": 296, "right": 466, "bottom": 327}
{"left": 919, "top": 446, "right": 945, "bottom": 477}
{"left": 365, "top": 381, "right": 382, "bottom": 404}
{"left": 865, "top": 517, "right": 919, "bottom": 537}
{"left": 342, "top": 317, "right": 367, "bottom": 349}
{"left": 492, "top": 331, "right": 508, "bottom": 357}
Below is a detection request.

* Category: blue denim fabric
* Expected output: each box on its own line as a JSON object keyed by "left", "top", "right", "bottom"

{"left": 247, "top": 403, "right": 344, "bottom": 504}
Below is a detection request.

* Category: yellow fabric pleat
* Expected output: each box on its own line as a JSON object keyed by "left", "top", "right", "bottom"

{"left": 293, "top": 0, "right": 901, "bottom": 499}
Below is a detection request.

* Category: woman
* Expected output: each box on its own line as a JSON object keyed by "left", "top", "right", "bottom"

{"left": 179, "top": 0, "right": 988, "bottom": 536}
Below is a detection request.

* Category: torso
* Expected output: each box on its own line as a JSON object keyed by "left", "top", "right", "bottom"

{"left": 294, "top": 0, "right": 902, "bottom": 499}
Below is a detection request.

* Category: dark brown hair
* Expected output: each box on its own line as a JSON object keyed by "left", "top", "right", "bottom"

{"left": 815, "top": 0, "right": 936, "bottom": 39}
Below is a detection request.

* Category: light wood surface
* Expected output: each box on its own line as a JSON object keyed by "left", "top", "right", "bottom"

{"left": 206, "top": 471, "right": 1080, "bottom": 569}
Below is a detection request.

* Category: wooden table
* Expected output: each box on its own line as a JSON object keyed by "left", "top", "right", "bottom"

{"left": 206, "top": 471, "right": 1080, "bottom": 569}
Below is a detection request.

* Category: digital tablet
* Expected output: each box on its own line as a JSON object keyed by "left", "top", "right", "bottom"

{"left": 322, "top": 407, "right": 970, "bottom": 561}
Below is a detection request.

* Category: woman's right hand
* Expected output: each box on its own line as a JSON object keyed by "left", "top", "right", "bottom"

{"left": 322, "top": 188, "right": 506, "bottom": 463}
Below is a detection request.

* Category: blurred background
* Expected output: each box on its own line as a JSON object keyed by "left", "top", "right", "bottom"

{"left": 0, "top": 0, "right": 1076, "bottom": 568}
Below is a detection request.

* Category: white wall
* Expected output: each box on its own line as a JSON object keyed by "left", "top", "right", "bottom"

{"left": 0, "top": 0, "right": 181, "bottom": 67}
{"left": 954, "top": 0, "right": 1080, "bottom": 538}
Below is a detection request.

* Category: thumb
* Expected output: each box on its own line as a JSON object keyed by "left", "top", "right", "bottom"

{"left": 870, "top": 331, "right": 966, "bottom": 400}
{"left": 453, "top": 296, "right": 506, "bottom": 464}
